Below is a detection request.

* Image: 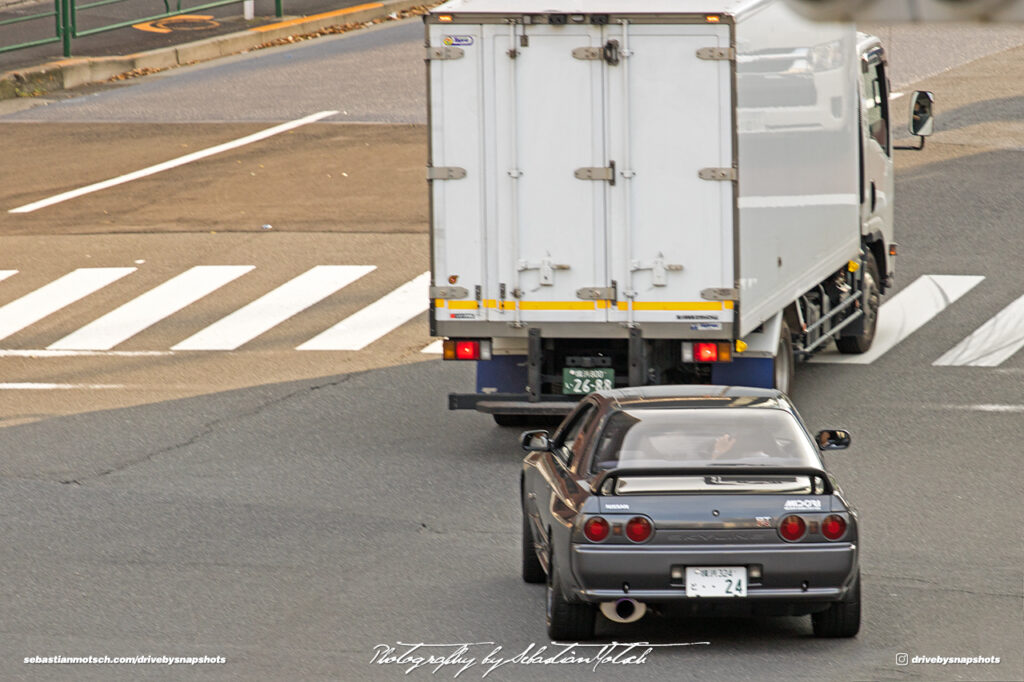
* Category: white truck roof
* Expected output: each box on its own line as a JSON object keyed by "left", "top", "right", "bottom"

{"left": 432, "top": 0, "right": 767, "bottom": 18}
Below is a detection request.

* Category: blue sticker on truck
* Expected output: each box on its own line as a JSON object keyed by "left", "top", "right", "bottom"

{"left": 443, "top": 35, "right": 474, "bottom": 46}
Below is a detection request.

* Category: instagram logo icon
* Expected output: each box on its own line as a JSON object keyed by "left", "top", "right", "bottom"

{"left": 896, "top": 653, "right": 909, "bottom": 666}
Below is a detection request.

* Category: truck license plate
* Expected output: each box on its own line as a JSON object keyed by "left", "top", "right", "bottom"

{"left": 685, "top": 566, "right": 747, "bottom": 597}
{"left": 561, "top": 368, "right": 614, "bottom": 395}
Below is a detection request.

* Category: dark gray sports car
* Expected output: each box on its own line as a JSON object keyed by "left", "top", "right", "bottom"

{"left": 519, "top": 385, "right": 860, "bottom": 640}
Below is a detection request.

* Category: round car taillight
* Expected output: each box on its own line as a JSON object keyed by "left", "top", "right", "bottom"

{"left": 584, "top": 517, "right": 610, "bottom": 542}
{"left": 625, "top": 516, "right": 652, "bottom": 543}
{"left": 779, "top": 515, "right": 807, "bottom": 542}
{"left": 821, "top": 514, "right": 847, "bottom": 540}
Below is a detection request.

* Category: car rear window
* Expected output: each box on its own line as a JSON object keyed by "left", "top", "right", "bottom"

{"left": 591, "top": 407, "right": 820, "bottom": 473}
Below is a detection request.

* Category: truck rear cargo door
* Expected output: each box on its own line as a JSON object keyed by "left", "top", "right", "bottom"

{"left": 605, "top": 22, "right": 735, "bottom": 330}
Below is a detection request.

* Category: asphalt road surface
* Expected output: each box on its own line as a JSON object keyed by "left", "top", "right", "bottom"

{"left": 0, "top": 17, "right": 1022, "bottom": 682}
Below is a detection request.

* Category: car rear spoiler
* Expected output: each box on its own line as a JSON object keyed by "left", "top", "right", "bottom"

{"left": 590, "top": 467, "right": 835, "bottom": 496}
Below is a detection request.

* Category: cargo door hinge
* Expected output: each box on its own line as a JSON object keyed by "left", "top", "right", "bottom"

{"left": 701, "top": 287, "right": 738, "bottom": 301}
{"left": 430, "top": 286, "right": 470, "bottom": 299}
{"left": 426, "top": 46, "right": 464, "bottom": 60}
{"left": 576, "top": 286, "right": 616, "bottom": 301}
{"left": 696, "top": 47, "right": 735, "bottom": 61}
{"left": 575, "top": 160, "right": 616, "bottom": 185}
{"left": 573, "top": 40, "right": 620, "bottom": 65}
{"left": 427, "top": 166, "right": 467, "bottom": 180}
{"left": 698, "top": 167, "right": 737, "bottom": 181}
{"left": 518, "top": 258, "right": 570, "bottom": 286}
{"left": 631, "top": 254, "right": 683, "bottom": 287}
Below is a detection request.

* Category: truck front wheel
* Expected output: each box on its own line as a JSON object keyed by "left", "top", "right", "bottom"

{"left": 836, "top": 252, "right": 880, "bottom": 354}
{"left": 775, "top": 320, "right": 794, "bottom": 395}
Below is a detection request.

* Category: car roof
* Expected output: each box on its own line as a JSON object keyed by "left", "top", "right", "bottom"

{"left": 590, "top": 385, "right": 791, "bottom": 411}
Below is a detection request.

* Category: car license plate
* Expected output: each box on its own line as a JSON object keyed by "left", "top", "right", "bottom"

{"left": 685, "top": 566, "right": 747, "bottom": 597}
{"left": 562, "top": 368, "right": 614, "bottom": 395}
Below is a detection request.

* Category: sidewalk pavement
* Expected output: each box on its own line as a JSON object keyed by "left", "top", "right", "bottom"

{"left": 0, "top": 0, "right": 434, "bottom": 100}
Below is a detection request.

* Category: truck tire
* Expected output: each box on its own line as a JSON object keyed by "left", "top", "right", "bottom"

{"left": 493, "top": 414, "right": 526, "bottom": 427}
{"left": 812, "top": 570, "right": 861, "bottom": 638}
{"left": 522, "top": 509, "right": 545, "bottom": 584}
{"left": 775, "top": 320, "right": 794, "bottom": 395}
{"left": 836, "top": 252, "right": 880, "bottom": 354}
{"left": 546, "top": 552, "right": 596, "bottom": 640}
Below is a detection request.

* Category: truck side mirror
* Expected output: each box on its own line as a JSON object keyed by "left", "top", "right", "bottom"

{"left": 908, "top": 90, "right": 935, "bottom": 137}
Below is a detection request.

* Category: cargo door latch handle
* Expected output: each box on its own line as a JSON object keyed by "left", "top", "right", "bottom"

{"left": 575, "top": 160, "right": 616, "bottom": 186}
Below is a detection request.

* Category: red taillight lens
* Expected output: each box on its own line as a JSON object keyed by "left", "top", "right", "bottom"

{"left": 584, "top": 517, "right": 610, "bottom": 542}
{"left": 821, "top": 515, "right": 847, "bottom": 540}
{"left": 625, "top": 516, "right": 652, "bottom": 542}
{"left": 779, "top": 515, "right": 807, "bottom": 542}
{"left": 695, "top": 342, "right": 718, "bottom": 363}
{"left": 455, "top": 341, "right": 480, "bottom": 360}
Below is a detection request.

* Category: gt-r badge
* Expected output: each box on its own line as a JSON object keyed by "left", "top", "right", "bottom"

{"left": 605, "top": 503, "right": 630, "bottom": 510}
{"left": 784, "top": 499, "right": 822, "bottom": 510}
{"left": 755, "top": 516, "right": 773, "bottom": 527}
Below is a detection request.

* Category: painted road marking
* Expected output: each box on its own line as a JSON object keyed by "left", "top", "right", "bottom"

{"left": 250, "top": 2, "right": 382, "bottom": 32}
{"left": 48, "top": 266, "right": 254, "bottom": 350}
{"left": 172, "top": 265, "right": 376, "bottom": 350}
{"left": 933, "top": 292, "right": 1024, "bottom": 367}
{"left": 297, "top": 272, "right": 431, "bottom": 351}
{"left": 809, "top": 274, "right": 985, "bottom": 364}
{"left": 422, "top": 340, "right": 443, "bottom": 354}
{"left": 0, "top": 268, "right": 136, "bottom": 342}
{"left": 0, "top": 270, "right": 17, "bottom": 283}
{"left": 7, "top": 111, "right": 338, "bottom": 214}
{"left": 133, "top": 15, "right": 219, "bottom": 33}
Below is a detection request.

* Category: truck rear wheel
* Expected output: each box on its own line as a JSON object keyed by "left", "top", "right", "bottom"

{"left": 493, "top": 414, "right": 526, "bottom": 427}
{"left": 836, "top": 253, "right": 880, "bottom": 354}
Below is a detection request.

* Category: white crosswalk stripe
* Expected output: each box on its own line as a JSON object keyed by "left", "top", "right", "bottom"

{"left": 809, "top": 274, "right": 985, "bottom": 364}
{"left": 933, "top": 292, "right": 1024, "bottom": 367}
{"left": 172, "top": 265, "right": 376, "bottom": 351}
{"left": 0, "top": 270, "right": 17, "bottom": 284}
{"left": 0, "top": 267, "right": 137, "bottom": 342}
{"left": 297, "top": 272, "right": 431, "bottom": 351}
{"left": 48, "top": 266, "right": 254, "bottom": 351}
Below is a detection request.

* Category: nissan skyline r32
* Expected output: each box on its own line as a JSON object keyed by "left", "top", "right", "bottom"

{"left": 519, "top": 385, "right": 860, "bottom": 640}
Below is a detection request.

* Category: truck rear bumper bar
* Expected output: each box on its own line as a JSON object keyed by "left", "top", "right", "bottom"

{"left": 448, "top": 392, "right": 577, "bottom": 415}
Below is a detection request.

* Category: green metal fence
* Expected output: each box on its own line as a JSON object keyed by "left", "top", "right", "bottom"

{"left": 0, "top": 0, "right": 284, "bottom": 57}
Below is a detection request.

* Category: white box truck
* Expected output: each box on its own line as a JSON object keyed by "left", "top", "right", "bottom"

{"left": 425, "top": 0, "right": 933, "bottom": 424}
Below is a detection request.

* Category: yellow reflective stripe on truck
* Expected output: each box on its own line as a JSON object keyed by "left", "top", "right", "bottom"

{"left": 439, "top": 299, "right": 736, "bottom": 312}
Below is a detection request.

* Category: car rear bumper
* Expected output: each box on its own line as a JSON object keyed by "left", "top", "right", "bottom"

{"left": 570, "top": 542, "right": 857, "bottom": 604}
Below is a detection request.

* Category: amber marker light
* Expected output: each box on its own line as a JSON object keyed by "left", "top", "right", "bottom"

{"left": 438, "top": 14, "right": 453, "bottom": 22}
{"left": 705, "top": 15, "right": 720, "bottom": 22}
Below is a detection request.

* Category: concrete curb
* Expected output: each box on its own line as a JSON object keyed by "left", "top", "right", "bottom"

{"left": 0, "top": 0, "right": 430, "bottom": 100}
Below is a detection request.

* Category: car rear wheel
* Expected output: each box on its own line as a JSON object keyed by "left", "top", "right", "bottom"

{"left": 812, "top": 570, "right": 861, "bottom": 638}
{"left": 521, "top": 509, "right": 545, "bottom": 584}
{"left": 546, "top": 552, "right": 595, "bottom": 641}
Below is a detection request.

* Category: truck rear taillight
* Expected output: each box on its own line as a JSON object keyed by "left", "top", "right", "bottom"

{"left": 682, "top": 342, "right": 732, "bottom": 363}
{"left": 443, "top": 339, "right": 492, "bottom": 361}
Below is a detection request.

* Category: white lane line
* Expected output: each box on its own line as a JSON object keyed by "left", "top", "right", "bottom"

{"left": 172, "top": 265, "right": 376, "bottom": 350}
{"left": 810, "top": 274, "right": 985, "bottom": 364}
{"left": 48, "top": 265, "right": 254, "bottom": 350}
{"left": 422, "top": 340, "right": 443, "bottom": 354}
{"left": 297, "top": 272, "right": 431, "bottom": 351}
{"left": 8, "top": 110, "right": 338, "bottom": 214}
{"left": 0, "top": 270, "right": 17, "bottom": 283}
{"left": 0, "top": 383, "right": 126, "bottom": 390}
{"left": 0, "top": 267, "right": 136, "bottom": 342}
{"left": 933, "top": 293, "right": 1024, "bottom": 367}
{"left": 0, "top": 350, "right": 173, "bottom": 357}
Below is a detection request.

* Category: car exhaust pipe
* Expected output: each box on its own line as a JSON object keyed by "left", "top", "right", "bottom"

{"left": 600, "top": 598, "right": 647, "bottom": 624}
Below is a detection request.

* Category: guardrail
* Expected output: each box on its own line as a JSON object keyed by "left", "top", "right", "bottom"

{"left": 0, "top": 0, "right": 283, "bottom": 57}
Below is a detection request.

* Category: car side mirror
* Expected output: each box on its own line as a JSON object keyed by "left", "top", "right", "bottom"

{"left": 908, "top": 90, "right": 934, "bottom": 137}
{"left": 816, "top": 429, "right": 851, "bottom": 451}
{"left": 520, "top": 429, "right": 552, "bottom": 452}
